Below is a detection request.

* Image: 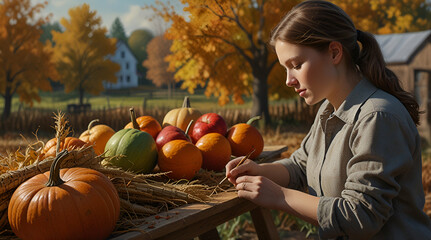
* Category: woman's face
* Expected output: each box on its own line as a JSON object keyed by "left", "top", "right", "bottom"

{"left": 275, "top": 40, "right": 338, "bottom": 105}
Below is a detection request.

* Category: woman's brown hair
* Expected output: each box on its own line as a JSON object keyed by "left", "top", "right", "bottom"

{"left": 270, "top": 0, "right": 421, "bottom": 125}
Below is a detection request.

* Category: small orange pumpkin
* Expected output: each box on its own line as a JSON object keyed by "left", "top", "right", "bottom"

{"left": 158, "top": 139, "right": 202, "bottom": 180}
{"left": 162, "top": 96, "right": 202, "bottom": 132}
{"left": 8, "top": 150, "right": 120, "bottom": 240}
{"left": 195, "top": 133, "right": 231, "bottom": 171}
{"left": 124, "top": 108, "right": 162, "bottom": 139}
{"left": 79, "top": 119, "right": 115, "bottom": 155}
{"left": 42, "top": 137, "right": 88, "bottom": 159}
{"left": 226, "top": 116, "right": 264, "bottom": 159}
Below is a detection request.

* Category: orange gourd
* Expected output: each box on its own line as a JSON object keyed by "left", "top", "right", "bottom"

{"left": 195, "top": 133, "right": 231, "bottom": 171}
{"left": 124, "top": 108, "right": 162, "bottom": 139}
{"left": 158, "top": 139, "right": 202, "bottom": 180}
{"left": 226, "top": 116, "right": 264, "bottom": 160}
{"left": 79, "top": 119, "right": 115, "bottom": 155}
{"left": 8, "top": 150, "right": 120, "bottom": 240}
{"left": 42, "top": 137, "right": 88, "bottom": 159}
{"left": 162, "top": 96, "right": 202, "bottom": 132}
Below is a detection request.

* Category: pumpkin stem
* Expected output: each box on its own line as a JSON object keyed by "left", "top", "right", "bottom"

{"left": 182, "top": 96, "right": 191, "bottom": 108}
{"left": 129, "top": 108, "right": 140, "bottom": 130}
{"left": 246, "top": 116, "right": 262, "bottom": 125}
{"left": 185, "top": 120, "right": 194, "bottom": 135}
{"left": 87, "top": 119, "right": 100, "bottom": 134}
{"left": 45, "top": 149, "right": 69, "bottom": 187}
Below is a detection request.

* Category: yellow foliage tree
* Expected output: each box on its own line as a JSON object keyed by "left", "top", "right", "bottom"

{"left": 331, "top": 0, "right": 431, "bottom": 34}
{"left": 147, "top": 0, "right": 300, "bottom": 122}
{"left": 0, "top": 0, "right": 59, "bottom": 118}
{"left": 52, "top": 4, "right": 120, "bottom": 106}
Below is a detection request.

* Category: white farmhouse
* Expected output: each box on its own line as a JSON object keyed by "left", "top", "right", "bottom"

{"left": 104, "top": 40, "right": 139, "bottom": 89}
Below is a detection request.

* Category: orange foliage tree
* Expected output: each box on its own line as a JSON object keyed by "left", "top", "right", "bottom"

{"left": 331, "top": 0, "right": 431, "bottom": 34}
{"left": 148, "top": 0, "right": 431, "bottom": 123}
{"left": 147, "top": 0, "right": 300, "bottom": 123}
{"left": 0, "top": 0, "right": 59, "bottom": 118}
{"left": 143, "top": 35, "right": 175, "bottom": 98}
{"left": 52, "top": 4, "right": 120, "bottom": 106}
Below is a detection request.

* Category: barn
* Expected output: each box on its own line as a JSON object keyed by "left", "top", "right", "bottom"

{"left": 375, "top": 30, "right": 431, "bottom": 144}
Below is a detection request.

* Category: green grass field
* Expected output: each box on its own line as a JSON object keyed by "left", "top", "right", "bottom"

{"left": 0, "top": 87, "right": 293, "bottom": 113}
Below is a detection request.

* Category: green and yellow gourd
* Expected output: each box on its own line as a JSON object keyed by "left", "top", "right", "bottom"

{"left": 103, "top": 108, "right": 158, "bottom": 173}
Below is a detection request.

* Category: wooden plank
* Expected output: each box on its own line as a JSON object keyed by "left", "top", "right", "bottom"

{"left": 198, "top": 228, "right": 221, "bottom": 240}
{"left": 250, "top": 207, "right": 280, "bottom": 240}
{"left": 257, "top": 145, "right": 288, "bottom": 163}
{"left": 110, "top": 192, "right": 256, "bottom": 240}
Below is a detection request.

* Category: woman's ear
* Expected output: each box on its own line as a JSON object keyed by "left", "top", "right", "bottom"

{"left": 328, "top": 41, "right": 343, "bottom": 65}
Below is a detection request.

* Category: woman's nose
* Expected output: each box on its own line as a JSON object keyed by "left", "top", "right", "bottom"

{"left": 286, "top": 74, "right": 298, "bottom": 87}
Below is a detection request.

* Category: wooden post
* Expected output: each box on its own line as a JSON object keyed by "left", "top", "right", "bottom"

{"left": 250, "top": 207, "right": 280, "bottom": 240}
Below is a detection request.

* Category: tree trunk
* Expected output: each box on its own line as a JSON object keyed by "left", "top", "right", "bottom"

{"left": 167, "top": 80, "right": 172, "bottom": 99}
{"left": 2, "top": 88, "right": 12, "bottom": 119}
{"left": 251, "top": 71, "right": 271, "bottom": 126}
{"left": 79, "top": 88, "right": 84, "bottom": 106}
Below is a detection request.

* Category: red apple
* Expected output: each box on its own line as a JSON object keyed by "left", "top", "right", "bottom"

{"left": 155, "top": 126, "right": 190, "bottom": 150}
{"left": 191, "top": 113, "right": 227, "bottom": 143}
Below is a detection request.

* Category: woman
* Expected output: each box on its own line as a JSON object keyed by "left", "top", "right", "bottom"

{"left": 225, "top": 1, "right": 431, "bottom": 239}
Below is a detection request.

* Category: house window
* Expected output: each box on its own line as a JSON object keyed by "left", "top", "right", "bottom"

{"left": 126, "top": 75, "right": 131, "bottom": 82}
{"left": 121, "top": 51, "right": 125, "bottom": 58}
{"left": 126, "top": 62, "right": 129, "bottom": 69}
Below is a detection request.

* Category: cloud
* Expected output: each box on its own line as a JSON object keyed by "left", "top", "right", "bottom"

{"left": 51, "top": 0, "right": 68, "bottom": 8}
{"left": 121, "top": 5, "right": 155, "bottom": 36}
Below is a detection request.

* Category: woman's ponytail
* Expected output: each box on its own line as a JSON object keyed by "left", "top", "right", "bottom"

{"left": 356, "top": 30, "right": 421, "bottom": 125}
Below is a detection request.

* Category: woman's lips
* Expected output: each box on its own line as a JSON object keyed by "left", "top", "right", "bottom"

{"left": 296, "top": 89, "right": 306, "bottom": 97}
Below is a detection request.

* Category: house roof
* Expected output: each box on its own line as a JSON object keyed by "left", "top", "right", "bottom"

{"left": 115, "top": 39, "right": 138, "bottom": 61}
{"left": 374, "top": 30, "right": 431, "bottom": 64}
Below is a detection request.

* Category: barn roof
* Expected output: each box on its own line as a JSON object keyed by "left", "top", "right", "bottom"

{"left": 374, "top": 30, "right": 431, "bottom": 64}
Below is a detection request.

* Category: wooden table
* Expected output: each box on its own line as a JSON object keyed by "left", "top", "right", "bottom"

{"left": 111, "top": 192, "right": 279, "bottom": 240}
{"left": 111, "top": 145, "right": 288, "bottom": 240}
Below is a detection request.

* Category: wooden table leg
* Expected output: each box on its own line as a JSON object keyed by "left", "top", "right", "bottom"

{"left": 250, "top": 207, "right": 280, "bottom": 240}
{"left": 198, "top": 228, "right": 221, "bottom": 240}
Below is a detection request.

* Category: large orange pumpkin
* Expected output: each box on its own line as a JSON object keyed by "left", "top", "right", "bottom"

{"left": 124, "top": 108, "right": 162, "bottom": 139}
{"left": 79, "top": 119, "right": 115, "bottom": 155}
{"left": 162, "top": 96, "right": 202, "bottom": 132}
{"left": 42, "top": 137, "right": 88, "bottom": 159}
{"left": 8, "top": 150, "right": 120, "bottom": 240}
{"left": 226, "top": 116, "right": 264, "bottom": 159}
{"left": 195, "top": 133, "right": 231, "bottom": 171}
{"left": 158, "top": 139, "right": 202, "bottom": 180}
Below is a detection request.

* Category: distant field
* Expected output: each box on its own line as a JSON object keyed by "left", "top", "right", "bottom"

{"left": 0, "top": 87, "right": 292, "bottom": 113}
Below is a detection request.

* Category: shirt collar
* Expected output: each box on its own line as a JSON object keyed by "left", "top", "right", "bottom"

{"left": 331, "top": 78, "right": 378, "bottom": 124}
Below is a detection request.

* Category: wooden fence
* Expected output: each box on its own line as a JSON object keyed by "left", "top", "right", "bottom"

{"left": 0, "top": 98, "right": 320, "bottom": 135}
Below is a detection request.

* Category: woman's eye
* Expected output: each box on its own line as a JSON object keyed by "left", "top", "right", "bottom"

{"left": 293, "top": 64, "right": 302, "bottom": 70}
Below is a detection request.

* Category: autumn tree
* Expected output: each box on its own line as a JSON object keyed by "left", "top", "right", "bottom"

{"left": 332, "top": 0, "right": 431, "bottom": 34}
{"left": 143, "top": 35, "right": 175, "bottom": 97}
{"left": 52, "top": 4, "right": 120, "bottom": 106}
{"left": 40, "top": 21, "right": 62, "bottom": 44}
{"left": 110, "top": 17, "right": 128, "bottom": 43}
{"left": 128, "top": 29, "right": 154, "bottom": 85}
{"left": 0, "top": 0, "right": 59, "bottom": 118}
{"left": 147, "top": 0, "right": 300, "bottom": 123}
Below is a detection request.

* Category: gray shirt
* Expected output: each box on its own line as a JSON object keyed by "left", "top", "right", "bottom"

{"left": 276, "top": 79, "right": 431, "bottom": 239}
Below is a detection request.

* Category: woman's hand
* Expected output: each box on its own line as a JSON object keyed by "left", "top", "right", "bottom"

{"left": 225, "top": 157, "right": 260, "bottom": 185}
{"left": 235, "top": 175, "right": 286, "bottom": 210}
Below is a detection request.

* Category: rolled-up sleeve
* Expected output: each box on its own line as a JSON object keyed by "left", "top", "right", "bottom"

{"left": 318, "top": 111, "right": 415, "bottom": 239}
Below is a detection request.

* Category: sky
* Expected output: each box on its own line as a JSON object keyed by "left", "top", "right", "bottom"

{"left": 34, "top": 0, "right": 184, "bottom": 36}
